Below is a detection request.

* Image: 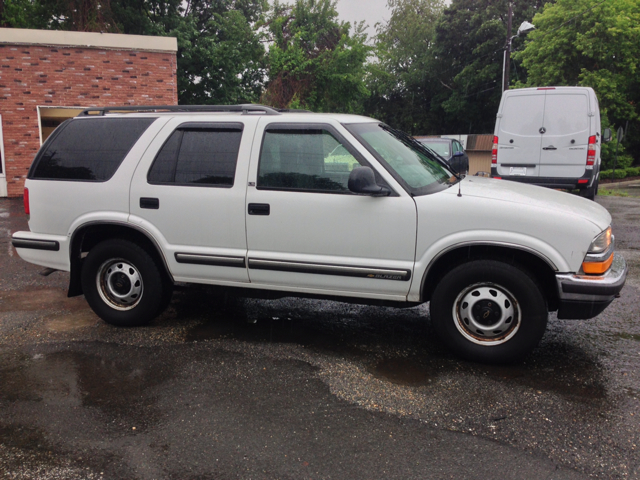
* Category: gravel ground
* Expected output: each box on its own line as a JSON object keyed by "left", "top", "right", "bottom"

{"left": 0, "top": 195, "right": 639, "bottom": 479}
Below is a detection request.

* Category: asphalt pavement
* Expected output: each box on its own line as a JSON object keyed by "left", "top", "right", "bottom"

{"left": 0, "top": 195, "right": 639, "bottom": 480}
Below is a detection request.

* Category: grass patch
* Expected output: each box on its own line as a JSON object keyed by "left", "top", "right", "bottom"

{"left": 598, "top": 189, "right": 629, "bottom": 197}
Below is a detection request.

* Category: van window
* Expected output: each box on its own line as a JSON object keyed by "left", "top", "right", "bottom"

{"left": 543, "top": 94, "right": 589, "bottom": 135}
{"left": 30, "top": 117, "right": 156, "bottom": 181}
{"left": 500, "top": 95, "right": 544, "bottom": 136}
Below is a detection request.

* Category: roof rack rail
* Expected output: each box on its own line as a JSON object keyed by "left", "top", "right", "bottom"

{"left": 78, "top": 104, "right": 282, "bottom": 116}
{"left": 276, "top": 108, "right": 313, "bottom": 113}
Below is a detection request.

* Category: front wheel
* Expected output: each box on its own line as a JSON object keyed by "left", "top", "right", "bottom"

{"left": 81, "top": 239, "right": 172, "bottom": 326}
{"left": 430, "top": 260, "right": 548, "bottom": 363}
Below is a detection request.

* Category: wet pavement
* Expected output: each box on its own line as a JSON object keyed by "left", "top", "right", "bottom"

{"left": 1, "top": 195, "right": 639, "bottom": 479}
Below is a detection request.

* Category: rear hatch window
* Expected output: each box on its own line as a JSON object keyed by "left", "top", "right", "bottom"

{"left": 29, "top": 117, "right": 156, "bottom": 181}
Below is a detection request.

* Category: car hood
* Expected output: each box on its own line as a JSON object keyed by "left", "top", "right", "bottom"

{"left": 444, "top": 176, "right": 611, "bottom": 230}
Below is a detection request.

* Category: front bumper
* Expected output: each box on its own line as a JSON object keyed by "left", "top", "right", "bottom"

{"left": 555, "top": 253, "right": 627, "bottom": 319}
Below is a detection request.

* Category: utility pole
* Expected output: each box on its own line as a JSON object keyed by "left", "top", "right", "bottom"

{"left": 501, "top": 11, "right": 535, "bottom": 92}
{"left": 503, "top": 2, "right": 513, "bottom": 92}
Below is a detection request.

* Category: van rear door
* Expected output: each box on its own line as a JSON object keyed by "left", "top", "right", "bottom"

{"left": 495, "top": 90, "right": 544, "bottom": 178}
{"left": 538, "top": 89, "right": 590, "bottom": 178}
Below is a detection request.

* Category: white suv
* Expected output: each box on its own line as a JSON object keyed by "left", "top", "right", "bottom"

{"left": 12, "top": 105, "right": 627, "bottom": 363}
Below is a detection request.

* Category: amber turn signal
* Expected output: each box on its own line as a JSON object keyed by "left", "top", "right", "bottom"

{"left": 582, "top": 254, "right": 614, "bottom": 275}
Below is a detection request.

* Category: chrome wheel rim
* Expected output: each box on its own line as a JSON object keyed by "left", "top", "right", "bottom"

{"left": 96, "top": 259, "right": 143, "bottom": 311}
{"left": 452, "top": 282, "right": 520, "bottom": 345}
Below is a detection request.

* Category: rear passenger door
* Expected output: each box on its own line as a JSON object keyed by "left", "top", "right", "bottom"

{"left": 129, "top": 117, "right": 258, "bottom": 285}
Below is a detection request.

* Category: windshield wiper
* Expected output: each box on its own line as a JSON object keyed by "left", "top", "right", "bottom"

{"left": 379, "top": 124, "right": 461, "bottom": 181}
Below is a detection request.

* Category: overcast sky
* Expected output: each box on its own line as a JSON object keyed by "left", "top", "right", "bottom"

{"left": 333, "top": 0, "right": 452, "bottom": 39}
{"left": 334, "top": 0, "right": 391, "bottom": 38}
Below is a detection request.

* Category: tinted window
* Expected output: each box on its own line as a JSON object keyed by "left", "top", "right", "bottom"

{"left": 30, "top": 117, "right": 155, "bottom": 181}
{"left": 148, "top": 125, "right": 243, "bottom": 187}
{"left": 258, "top": 128, "right": 363, "bottom": 192}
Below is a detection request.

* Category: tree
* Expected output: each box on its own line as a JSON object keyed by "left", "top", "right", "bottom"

{"left": 261, "top": 0, "right": 371, "bottom": 112}
{"left": 365, "top": 0, "right": 445, "bottom": 133}
{"left": 1, "top": 0, "right": 268, "bottom": 105}
{"left": 430, "top": 0, "right": 545, "bottom": 134}
{"left": 515, "top": 0, "right": 640, "bottom": 165}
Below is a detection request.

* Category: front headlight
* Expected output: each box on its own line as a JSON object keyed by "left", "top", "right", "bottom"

{"left": 582, "top": 226, "right": 614, "bottom": 275}
{"left": 588, "top": 226, "right": 612, "bottom": 254}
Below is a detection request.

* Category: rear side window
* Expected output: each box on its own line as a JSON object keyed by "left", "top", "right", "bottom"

{"left": 30, "top": 117, "right": 156, "bottom": 181}
{"left": 148, "top": 123, "right": 243, "bottom": 187}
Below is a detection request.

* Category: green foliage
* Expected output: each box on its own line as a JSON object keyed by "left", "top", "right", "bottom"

{"left": 600, "top": 168, "right": 637, "bottom": 180}
{"left": 430, "top": 0, "right": 546, "bottom": 134}
{"left": 1, "top": 0, "right": 268, "bottom": 105}
{"left": 516, "top": 0, "right": 640, "bottom": 165}
{"left": 1, "top": 0, "right": 49, "bottom": 29}
{"left": 261, "top": 0, "right": 371, "bottom": 113}
{"left": 365, "top": 0, "right": 444, "bottom": 133}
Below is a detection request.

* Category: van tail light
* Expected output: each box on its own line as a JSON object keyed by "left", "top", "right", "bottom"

{"left": 492, "top": 136, "right": 498, "bottom": 164}
{"left": 23, "top": 188, "right": 30, "bottom": 215}
{"left": 586, "top": 135, "right": 596, "bottom": 167}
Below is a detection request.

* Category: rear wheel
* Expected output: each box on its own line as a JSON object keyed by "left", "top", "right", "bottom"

{"left": 81, "top": 239, "right": 172, "bottom": 326}
{"left": 430, "top": 260, "right": 548, "bottom": 363}
{"left": 579, "top": 178, "right": 598, "bottom": 200}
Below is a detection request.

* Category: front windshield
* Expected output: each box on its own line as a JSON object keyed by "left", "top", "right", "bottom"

{"left": 346, "top": 123, "right": 454, "bottom": 195}
{"left": 419, "top": 141, "right": 450, "bottom": 158}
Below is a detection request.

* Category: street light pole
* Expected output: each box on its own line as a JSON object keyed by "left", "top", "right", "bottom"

{"left": 503, "top": 2, "right": 513, "bottom": 92}
{"left": 502, "top": 6, "right": 535, "bottom": 92}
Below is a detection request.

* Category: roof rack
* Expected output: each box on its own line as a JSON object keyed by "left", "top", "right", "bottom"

{"left": 276, "top": 108, "right": 313, "bottom": 113}
{"left": 78, "top": 104, "right": 282, "bottom": 116}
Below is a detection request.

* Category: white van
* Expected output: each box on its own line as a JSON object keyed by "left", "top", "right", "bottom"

{"left": 491, "top": 87, "right": 610, "bottom": 200}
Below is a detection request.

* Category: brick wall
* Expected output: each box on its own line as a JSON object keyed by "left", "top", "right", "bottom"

{"left": 0, "top": 44, "right": 178, "bottom": 197}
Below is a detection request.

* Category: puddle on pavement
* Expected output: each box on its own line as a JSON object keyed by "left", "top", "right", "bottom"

{"left": 175, "top": 286, "right": 610, "bottom": 402}
{"left": 0, "top": 288, "right": 83, "bottom": 313}
{"left": 369, "top": 358, "right": 439, "bottom": 386}
{"left": 615, "top": 332, "right": 640, "bottom": 342}
{"left": 175, "top": 287, "right": 389, "bottom": 354}
{"left": 46, "top": 311, "right": 97, "bottom": 332}
{"left": 0, "top": 424, "right": 48, "bottom": 451}
{"left": 0, "top": 345, "right": 175, "bottom": 429}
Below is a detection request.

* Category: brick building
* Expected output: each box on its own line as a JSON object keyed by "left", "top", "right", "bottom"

{"left": 0, "top": 28, "right": 178, "bottom": 197}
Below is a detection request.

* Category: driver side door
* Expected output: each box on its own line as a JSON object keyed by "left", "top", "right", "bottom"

{"left": 244, "top": 121, "right": 417, "bottom": 299}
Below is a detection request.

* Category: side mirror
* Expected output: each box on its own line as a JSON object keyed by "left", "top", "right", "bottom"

{"left": 348, "top": 167, "right": 391, "bottom": 196}
{"left": 603, "top": 128, "right": 612, "bottom": 142}
{"left": 452, "top": 151, "right": 464, "bottom": 157}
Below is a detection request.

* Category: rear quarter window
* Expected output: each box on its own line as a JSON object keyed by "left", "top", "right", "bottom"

{"left": 29, "top": 117, "right": 156, "bottom": 181}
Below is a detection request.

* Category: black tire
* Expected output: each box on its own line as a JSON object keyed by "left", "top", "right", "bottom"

{"left": 430, "top": 260, "right": 548, "bottom": 364}
{"left": 579, "top": 179, "right": 598, "bottom": 200}
{"left": 81, "top": 239, "right": 172, "bottom": 327}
